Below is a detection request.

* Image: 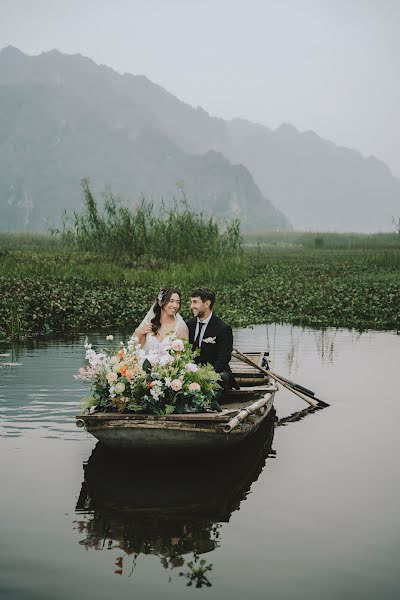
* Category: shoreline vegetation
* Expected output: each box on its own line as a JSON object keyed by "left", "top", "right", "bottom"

{"left": 1, "top": 188, "right": 399, "bottom": 340}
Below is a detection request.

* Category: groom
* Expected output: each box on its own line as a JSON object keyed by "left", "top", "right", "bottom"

{"left": 187, "top": 287, "right": 238, "bottom": 390}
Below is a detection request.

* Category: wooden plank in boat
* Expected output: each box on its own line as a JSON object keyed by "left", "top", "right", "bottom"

{"left": 230, "top": 351, "right": 267, "bottom": 377}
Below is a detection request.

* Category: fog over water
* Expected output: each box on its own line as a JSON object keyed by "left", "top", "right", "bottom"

{"left": 1, "top": 0, "right": 399, "bottom": 176}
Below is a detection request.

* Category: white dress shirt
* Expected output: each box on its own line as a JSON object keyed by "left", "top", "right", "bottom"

{"left": 194, "top": 312, "right": 213, "bottom": 347}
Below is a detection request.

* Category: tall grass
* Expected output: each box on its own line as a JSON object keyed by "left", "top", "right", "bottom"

{"left": 52, "top": 179, "right": 242, "bottom": 260}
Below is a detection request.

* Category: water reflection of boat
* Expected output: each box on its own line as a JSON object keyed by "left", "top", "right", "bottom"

{"left": 74, "top": 411, "right": 276, "bottom": 580}
{"left": 75, "top": 352, "right": 278, "bottom": 452}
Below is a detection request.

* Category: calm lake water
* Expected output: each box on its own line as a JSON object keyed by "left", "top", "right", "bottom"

{"left": 1, "top": 325, "right": 399, "bottom": 600}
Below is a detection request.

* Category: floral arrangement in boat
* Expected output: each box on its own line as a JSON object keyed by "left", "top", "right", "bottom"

{"left": 75, "top": 335, "right": 222, "bottom": 416}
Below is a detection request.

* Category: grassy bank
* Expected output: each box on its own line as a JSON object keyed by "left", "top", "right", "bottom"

{"left": 244, "top": 230, "right": 400, "bottom": 249}
{"left": 1, "top": 235, "right": 399, "bottom": 339}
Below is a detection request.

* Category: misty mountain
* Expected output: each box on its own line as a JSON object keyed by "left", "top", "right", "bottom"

{"left": 0, "top": 46, "right": 288, "bottom": 231}
{"left": 1, "top": 46, "right": 399, "bottom": 233}
{"left": 129, "top": 79, "right": 400, "bottom": 232}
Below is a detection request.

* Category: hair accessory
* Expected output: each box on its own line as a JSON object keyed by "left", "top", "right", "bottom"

{"left": 157, "top": 290, "right": 164, "bottom": 305}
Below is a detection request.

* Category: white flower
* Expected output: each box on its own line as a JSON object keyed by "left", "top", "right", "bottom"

{"left": 150, "top": 388, "right": 159, "bottom": 399}
{"left": 159, "top": 353, "right": 173, "bottom": 366}
{"left": 147, "top": 352, "right": 160, "bottom": 366}
{"left": 84, "top": 336, "right": 92, "bottom": 350}
{"left": 115, "top": 382, "right": 125, "bottom": 394}
{"left": 109, "top": 385, "right": 116, "bottom": 398}
{"left": 106, "top": 335, "right": 114, "bottom": 341}
{"left": 89, "top": 405, "right": 97, "bottom": 414}
{"left": 110, "top": 356, "right": 119, "bottom": 365}
{"left": 185, "top": 362, "right": 198, "bottom": 373}
{"left": 106, "top": 372, "right": 117, "bottom": 384}
{"left": 203, "top": 336, "right": 217, "bottom": 344}
{"left": 120, "top": 341, "right": 124, "bottom": 347}
{"left": 164, "top": 377, "right": 171, "bottom": 387}
{"left": 171, "top": 339, "right": 184, "bottom": 352}
{"left": 112, "top": 363, "right": 120, "bottom": 373}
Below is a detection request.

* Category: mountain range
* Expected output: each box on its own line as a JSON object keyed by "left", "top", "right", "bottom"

{"left": 0, "top": 46, "right": 398, "bottom": 232}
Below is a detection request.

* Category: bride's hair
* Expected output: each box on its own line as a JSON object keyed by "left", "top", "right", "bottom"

{"left": 151, "top": 287, "right": 181, "bottom": 334}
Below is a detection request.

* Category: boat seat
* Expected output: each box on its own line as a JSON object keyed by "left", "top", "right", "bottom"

{"left": 230, "top": 351, "right": 269, "bottom": 387}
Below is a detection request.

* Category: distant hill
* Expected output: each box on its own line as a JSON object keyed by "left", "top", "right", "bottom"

{"left": 1, "top": 46, "right": 399, "bottom": 233}
{"left": 123, "top": 75, "right": 400, "bottom": 232}
{"left": 0, "top": 46, "right": 289, "bottom": 231}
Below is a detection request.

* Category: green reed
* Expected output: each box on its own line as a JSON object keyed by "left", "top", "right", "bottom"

{"left": 51, "top": 179, "right": 242, "bottom": 260}
{"left": 4, "top": 303, "right": 23, "bottom": 341}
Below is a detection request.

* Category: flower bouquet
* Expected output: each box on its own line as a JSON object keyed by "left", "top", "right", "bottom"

{"left": 75, "top": 335, "right": 222, "bottom": 416}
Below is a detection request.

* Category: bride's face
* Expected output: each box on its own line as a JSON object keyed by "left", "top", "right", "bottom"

{"left": 162, "top": 293, "right": 181, "bottom": 317}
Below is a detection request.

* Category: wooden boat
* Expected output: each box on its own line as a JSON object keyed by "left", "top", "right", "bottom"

{"left": 75, "top": 352, "right": 278, "bottom": 451}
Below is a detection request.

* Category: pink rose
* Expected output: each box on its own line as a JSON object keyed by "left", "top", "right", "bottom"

{"left": 170, "top": 379, "right": 183, "bottom": 391}
{"left": 171, "top": 339, "right": 184, "bottom": 352}
{"left": 185, "top": 362, "right": 198, "bottom": 372}
{"left": 188, "top": 382, "right": 201, "bottom": 392}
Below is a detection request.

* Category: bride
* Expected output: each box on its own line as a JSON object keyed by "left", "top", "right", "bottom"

{"left": 133, "top": 287, "right": 189, "bottom": 360}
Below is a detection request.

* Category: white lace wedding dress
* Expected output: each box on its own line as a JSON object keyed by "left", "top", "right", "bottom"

{"left": 142, "top": 314, "right": 189, "bottom": 362}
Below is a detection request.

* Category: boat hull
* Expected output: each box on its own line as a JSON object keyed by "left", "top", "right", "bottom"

{"left": 77, "top": 389, "right": 276, "bottom": 451}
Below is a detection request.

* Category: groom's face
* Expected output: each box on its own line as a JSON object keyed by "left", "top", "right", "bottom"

{"left": 190, "top": 296, "right": 210, "bottom": 319}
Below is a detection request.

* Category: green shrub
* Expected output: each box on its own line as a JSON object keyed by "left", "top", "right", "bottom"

{"left": 53, "top": 179, "right": 242, "bottom": 260}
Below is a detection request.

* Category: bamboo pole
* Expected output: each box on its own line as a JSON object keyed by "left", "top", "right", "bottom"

{"left": 223, "top": 393, "right": 275, "bottom": 433}
{"left": 232, "top": 349, "right": 318, "bottom": 408}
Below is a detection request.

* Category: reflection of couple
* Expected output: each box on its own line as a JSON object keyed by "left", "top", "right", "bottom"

{"left": 133, "top": 287, "right": 237, "bottom": 390}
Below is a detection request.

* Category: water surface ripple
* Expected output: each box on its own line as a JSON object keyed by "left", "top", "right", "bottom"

{"left": 0, "top": 325, "right": 399, "bottom": 600}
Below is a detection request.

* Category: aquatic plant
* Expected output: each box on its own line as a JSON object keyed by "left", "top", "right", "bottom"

{"left": 0, "top": 244, "right": 399, "bottom": 339}
{"left": 52, "top": 179, "right": 242, "bottom": 260}
{"left": 3, "top": 303, "right": 22, "bottom": 341}
{"left": 179, "top": 557, "right": 213, "bottom": 588}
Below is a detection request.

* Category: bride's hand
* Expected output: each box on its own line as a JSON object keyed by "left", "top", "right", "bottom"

{"left": 136, "top": 320, "right": 153, "bottom": 336}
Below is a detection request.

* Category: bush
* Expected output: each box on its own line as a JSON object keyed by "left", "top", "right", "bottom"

{"left": 53, "top": 179, "right": 242, "bottom": 260}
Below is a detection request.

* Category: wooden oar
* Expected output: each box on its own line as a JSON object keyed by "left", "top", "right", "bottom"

{"left": 270, "top": 373, "right": 315, "bottom": 397}
{"left": 269, "top": 371, "right": 329, "bottom": 407}
{"left": 232, "top": 349, "right": 323, "bottom": 408}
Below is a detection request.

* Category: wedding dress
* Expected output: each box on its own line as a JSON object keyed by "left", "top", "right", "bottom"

{"left": 140, "top": 311, "right": 189, "bottom": 362}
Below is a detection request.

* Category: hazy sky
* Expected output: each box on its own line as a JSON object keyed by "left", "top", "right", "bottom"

{"left": 1, "top": 0, "right": 399, "bottom": 176}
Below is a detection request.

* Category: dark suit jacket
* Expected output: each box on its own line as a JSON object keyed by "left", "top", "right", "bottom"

{"left": 186, "top": 314, "right": 237, "bottom": 388}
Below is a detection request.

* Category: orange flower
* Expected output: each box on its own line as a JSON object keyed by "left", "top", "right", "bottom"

{"left": 125, "top": 369, "right": 134, "bottom": 380}
{"left": 120, "top": 364, "right": 127, "bottom": 376}
{"left": 117, "top": 350, "right": 124, "bottom": 358}
{"left": 147, "top": 381, "right": 155, "bottom": 389}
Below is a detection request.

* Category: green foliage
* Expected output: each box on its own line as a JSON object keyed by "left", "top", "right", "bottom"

{"left": 52, "top": 179, "right": 242, "bottom": 260}
{"left": 179, "top": 557, "right": 213, "bottom": 588}
{"left": 0, "top": 241, "right": 399, "bottom": 339}
{"left": 79, "top": 396, "right": 98, "bottom": 412}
